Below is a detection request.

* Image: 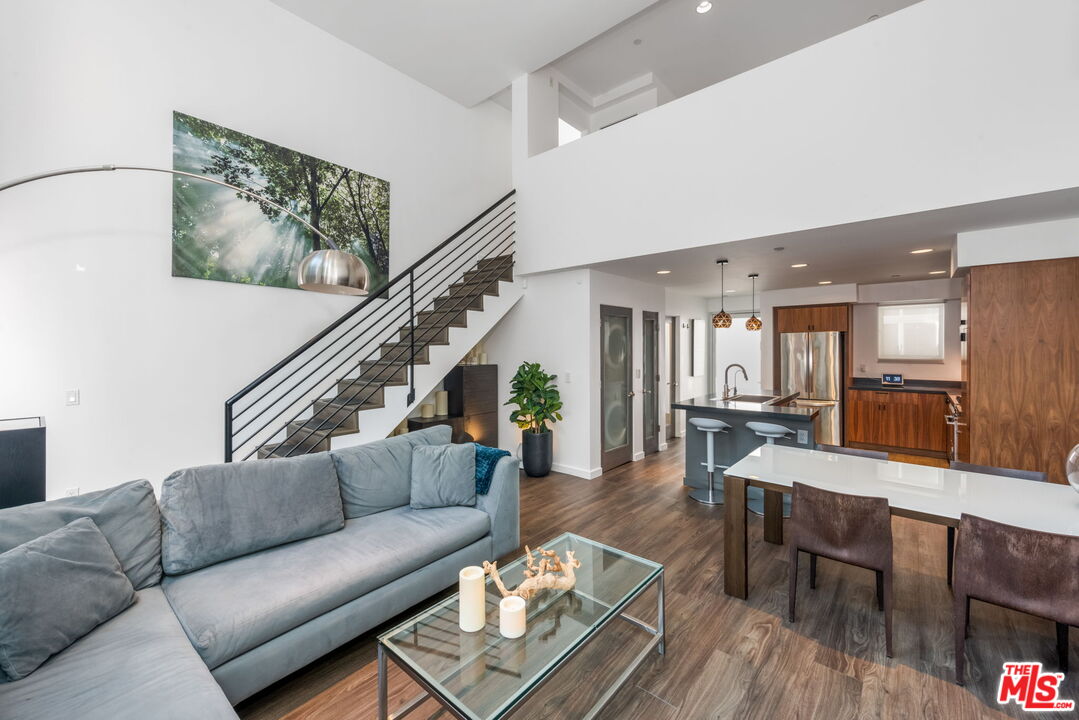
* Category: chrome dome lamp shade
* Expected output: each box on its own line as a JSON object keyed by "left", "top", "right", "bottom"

{"left": 298, "top": 248, "right": 369, "bottom": 295}
{"left": 0, "top": 164, "right": 368, "bottom": 296}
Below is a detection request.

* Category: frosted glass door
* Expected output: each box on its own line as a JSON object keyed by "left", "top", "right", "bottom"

{"left": 643, "top": 311, "right": 659, "bottom": 455}
{"left": 601, "top": 305, "right": 633, "bottom": 471}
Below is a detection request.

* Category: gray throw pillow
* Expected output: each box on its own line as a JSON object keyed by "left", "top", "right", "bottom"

{"left": 0, "top": 480, "right": 162, "bottom": 590}
{"left": 331, "top": 425, "right": 452, "bottom": 518}
{"left": 0, "top": 517, "right": 136, "bottom": 681}
{"left": 160, "top": 452, "right": 345, "bottom": 576}
{"left": 410, "top": 443, "right": 477, "bottom": 509}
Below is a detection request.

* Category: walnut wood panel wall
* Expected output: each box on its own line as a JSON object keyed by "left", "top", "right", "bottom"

{"left": 968, "top": 258, "right": 1079, "bottom": 484}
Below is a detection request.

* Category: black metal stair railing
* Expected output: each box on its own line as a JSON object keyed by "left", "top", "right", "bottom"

{"left": 224, "top": 190, "right": 516, "bottom": 462}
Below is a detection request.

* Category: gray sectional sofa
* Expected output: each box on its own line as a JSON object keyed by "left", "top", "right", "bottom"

{"left": 0, "top": 426, "right": 520, "bottom": 720}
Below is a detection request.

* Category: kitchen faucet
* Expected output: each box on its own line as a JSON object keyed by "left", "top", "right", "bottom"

{"left": 723, "top": 364, "right": 749, "bottom": 400}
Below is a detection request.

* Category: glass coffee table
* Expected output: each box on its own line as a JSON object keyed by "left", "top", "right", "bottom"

{"left": 377, "top": 533, "right": 664, "bottom": 720}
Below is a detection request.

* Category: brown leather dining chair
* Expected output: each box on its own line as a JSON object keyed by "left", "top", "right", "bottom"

{"left": 953, "top": 513, "right": 1079, "bottom": 685}
{"left": 945, "top": 462, "right": 1048, "bottom": 586}
{"left": 788, "top": 482, "right": 894, "bottom": 657}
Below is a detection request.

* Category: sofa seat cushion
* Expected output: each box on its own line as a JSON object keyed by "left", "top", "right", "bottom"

{"left": 163, "top": 505, "right": 491, "bottom": 669}
{"left": 0, "top": 586, "right": 236, "bottom": 720}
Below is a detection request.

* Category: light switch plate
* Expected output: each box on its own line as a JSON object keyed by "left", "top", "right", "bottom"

{"left": 64, "top": 487, "right": 80, "bottom": 497}
{"left": 797, "top": 429, "right": 808, "bottom": 444}
{"left": 65, "top": 389, "right": 80, "bottom": 406}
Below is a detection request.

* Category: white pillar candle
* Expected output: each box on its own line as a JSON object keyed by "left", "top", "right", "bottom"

{"left": 499, "top": 596, "right": 526, "bottom": 639}
{"left": 479, "top": 352, "right": 488, "bottom": 365}
{"left": 420, "top": 403, "right": 435, "bottom": 419}
{"left": 458, "top": 566, "right": 486, "bottom": 632}
{"left": 435, "top": 390, "right": 449, "bottom": 416}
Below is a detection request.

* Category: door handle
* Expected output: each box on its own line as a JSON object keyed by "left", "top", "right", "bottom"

{"left": 628, "top": 391, "right": 636, "bottom": 398}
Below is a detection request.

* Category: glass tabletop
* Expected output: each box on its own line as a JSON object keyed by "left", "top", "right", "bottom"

{"left": 379, "top": 533, "right": 663, "bottom": 720}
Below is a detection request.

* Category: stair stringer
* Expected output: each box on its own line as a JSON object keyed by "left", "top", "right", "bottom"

{"left": 329, "top": 281, "right": 523, "bottom": 450}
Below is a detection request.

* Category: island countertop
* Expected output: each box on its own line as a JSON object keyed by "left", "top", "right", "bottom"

{"left": 673, "top": 393, "right": 820, "bottom": 421}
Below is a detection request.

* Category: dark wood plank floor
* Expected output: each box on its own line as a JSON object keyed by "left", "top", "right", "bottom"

{"left": 237, "top": 440, "right": 1077, "bottom": 720}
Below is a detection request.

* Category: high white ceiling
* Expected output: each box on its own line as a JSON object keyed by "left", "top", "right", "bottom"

{"left": 586, "top": 188, "right": 1079, "bottom": 297}
{"left": 553, "top": 0, "right": 921, "bottom": 101}
{"left": 267, "top": 0, "right": 660, "bottom": 107}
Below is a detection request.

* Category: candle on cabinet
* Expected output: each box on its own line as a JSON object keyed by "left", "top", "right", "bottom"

{"left": 435, "top": 390, "right": 449, "bottom": 416}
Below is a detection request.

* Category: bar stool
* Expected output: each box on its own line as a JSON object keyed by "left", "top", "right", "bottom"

{"left": 688, "top": 417, "right": 731, "bottom": 506}
{"left": 745, "top": 421, "right": 794, "bottom": 517}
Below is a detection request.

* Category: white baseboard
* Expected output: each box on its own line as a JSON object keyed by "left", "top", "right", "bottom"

{"left": 551, "top": 463, "right": 603, "bottom": 479}
{"left": 632, "top": 451, "right": 645, "bottom": 461}
{"left": 659, "top": 442, "right": 669, "bottom": 451}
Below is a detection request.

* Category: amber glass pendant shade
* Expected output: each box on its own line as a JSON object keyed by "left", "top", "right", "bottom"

{"left": 713, "top": 259, "right": 731, "bottom": 329}
{"left": 745, "top": 273, "right": 762, "bottom": 331}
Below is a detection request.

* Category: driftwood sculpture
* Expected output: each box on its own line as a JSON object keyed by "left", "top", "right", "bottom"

{"left": 483, "top": 546, "right": 581, "bottom": 601}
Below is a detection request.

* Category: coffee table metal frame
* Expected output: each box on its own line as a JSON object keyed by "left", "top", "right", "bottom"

{"left": 377, "top": 535, "right": 665, "bottom": 720}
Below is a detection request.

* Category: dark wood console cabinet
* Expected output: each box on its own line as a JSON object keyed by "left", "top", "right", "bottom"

{"left": 408, "top": 365, "right": 498, "bottom": 446}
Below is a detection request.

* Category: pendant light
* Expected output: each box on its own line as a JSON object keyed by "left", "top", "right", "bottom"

{"left": 745, "top": 273, "right": 763, "bottom": 331}
{"left": 711, "top": 259, "right": 732, "bottom": 328}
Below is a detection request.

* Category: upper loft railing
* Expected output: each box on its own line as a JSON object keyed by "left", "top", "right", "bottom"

{"left": 224, "top": 190, "right": 516, "bottom": 462}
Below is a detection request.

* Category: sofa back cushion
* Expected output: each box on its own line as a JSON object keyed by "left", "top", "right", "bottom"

{"left": 410, "top": 443, "right": 477, "bottom": 509}
{"left": 159, "top": 453, "right": 344, "bottom": 575}
{"left": 330, "top": 425, "right": 451, "bottom": 518}
{"left": 0, "top": 480, "right": 162, "bottom": 590}
{"left": 0, "top": 518, "right": 136, "bottom": 681}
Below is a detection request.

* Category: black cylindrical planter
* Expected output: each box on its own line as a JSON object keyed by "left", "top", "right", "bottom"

{"left": 522, "top": 431, "right": 553, "bottom": 477}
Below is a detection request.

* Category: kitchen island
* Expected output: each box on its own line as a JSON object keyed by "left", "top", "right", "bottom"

{"left": 672, "top": 393, "right": 820, "bottom": 497}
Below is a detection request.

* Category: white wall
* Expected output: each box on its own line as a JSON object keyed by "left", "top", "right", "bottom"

{"left": 664, "top": 290, "right": 709, "bottom": 437}
{"left": 956, "top": 217, "right": 1079, "bottom": 268}
{"left": 484, "top": 270, "right": 677, "bottom": 477}
{"left": 0, "top": 0, "right": 510, "bottom": 498}
{"left": 482, "top": 271, "right": 593, "bottom": 476}
{"left": 851, "top": 278, "right": 963, "bottom": 381}
{"left": 512, "top": 0, "right": 1079, "bottom": 275}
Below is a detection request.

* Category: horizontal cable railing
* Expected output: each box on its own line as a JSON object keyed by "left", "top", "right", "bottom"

{"left": 224, "top": 190, "right": 516, "bottom": 462}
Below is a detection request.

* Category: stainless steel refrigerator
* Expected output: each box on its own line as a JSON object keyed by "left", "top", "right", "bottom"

{"left": 779, "top": 331, "right": 843, "bottom": 445}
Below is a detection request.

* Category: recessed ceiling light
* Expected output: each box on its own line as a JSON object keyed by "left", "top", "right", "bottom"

{"left": 818, "top": 280, "right": 832, "bottom": 285}
{"left": 696, "top": 1, "right": 712, "bottom": 14}
{"left": 656, "top": 269, "right": 671, "bottom": 275}
{"left": 791, "top": 263, "right": 808, "bottom": 268}
{"left": 910, "top": 248, "right": 934, "bottom": 254}
{"left": 633, "top": 38, "right": 642, "bottom": 46}
{"left": 773, "top": 246, "right": 785, "bottom": 252}
{"left": 929, "top": 270, "right": 947, "bottom": 275}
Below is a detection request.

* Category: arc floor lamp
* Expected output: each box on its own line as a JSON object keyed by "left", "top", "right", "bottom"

{"left": 0, "top": 164, "right": 369, "bottom": 296}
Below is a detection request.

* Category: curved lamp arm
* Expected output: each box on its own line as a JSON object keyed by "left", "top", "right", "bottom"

{"left": 0, "top": 164, "right": 368, "bottom": 295}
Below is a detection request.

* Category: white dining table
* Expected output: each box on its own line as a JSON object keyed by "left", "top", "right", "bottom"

{"left": 721, "top": 444, "right": 1079, "bottom": 598}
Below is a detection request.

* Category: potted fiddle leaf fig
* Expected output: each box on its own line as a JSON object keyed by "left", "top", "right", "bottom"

{"left": 505, "top": 362, "right": 563, "bottom": 477}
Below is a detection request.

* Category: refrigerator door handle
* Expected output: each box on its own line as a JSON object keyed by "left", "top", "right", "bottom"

{"left": 806, "top": 332, "right": 814, "bottom": 399}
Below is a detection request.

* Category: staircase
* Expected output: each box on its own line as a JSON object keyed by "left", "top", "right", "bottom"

{"left": 224, "top": 191, "right": 519, "bottom": 463}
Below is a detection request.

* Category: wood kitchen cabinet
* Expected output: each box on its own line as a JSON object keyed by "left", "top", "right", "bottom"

{"left": 775, "top": 304, "right": 849, "bottom": 333}
{"left": 847, "top": 389, "right": 948, "bottom": 455}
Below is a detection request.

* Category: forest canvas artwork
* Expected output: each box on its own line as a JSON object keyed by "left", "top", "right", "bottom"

{"left": 172, "top": 111, "right": 389, "bottom": 291}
